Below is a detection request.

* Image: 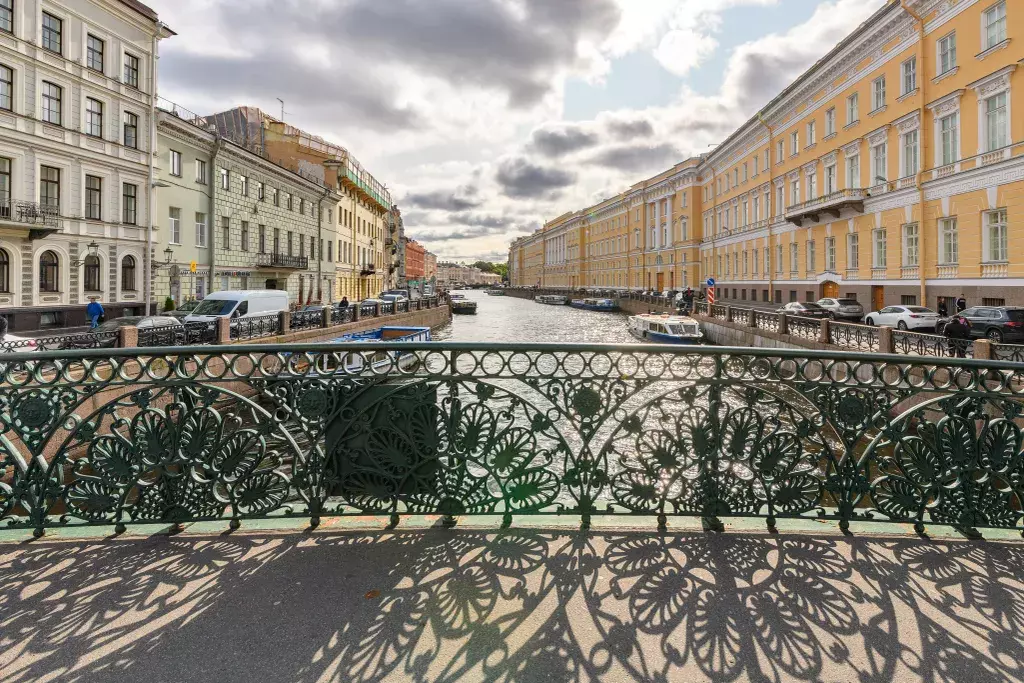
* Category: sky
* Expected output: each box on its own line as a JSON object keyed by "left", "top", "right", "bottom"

{"left": 146, "top": 0, "right": 886, "bottom": 264}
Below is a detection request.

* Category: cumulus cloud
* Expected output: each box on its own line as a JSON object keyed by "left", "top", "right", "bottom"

{"left": 404, "top": 190, "right": 482, "bottom": 212}
{"left": 589, "top": 143, "right": 683, "bottom": 173}
{"left": 495, "top": 158, "right": 577, "bottom": 199}
{"left": 530, "top": 126, "right": 601, "bottom": 158}
{"left": 606, "top": 118, "right": 655, "bottom": 140}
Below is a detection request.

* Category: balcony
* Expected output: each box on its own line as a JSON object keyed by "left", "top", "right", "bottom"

{"left": 360, "top": 263, "right": 377, "bottom": 276}
{"left": 981, "top": 262, "right": 1008, "bottom": 278}
{"left": 0, "top": 199, "right": 62, "bottom": 238}
{"left": 255, "top": 252, "right": 309, "bottom": 270}
{"left": 937, "top": 264, "right": 958, "bottom": 279}
{"left": 784, "top": 189, "right": 866, "bottom": 226}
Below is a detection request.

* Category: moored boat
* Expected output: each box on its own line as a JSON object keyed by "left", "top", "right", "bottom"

{"left": 628, "top": 314, "right": 703, "bottom": 344}
{"left": 449, "top": 294, "right": 478, "bottom": 314}
{"left": 535, "top": 294, "right": 567, "bottom": 305}
{"left": 310, "top": 326, "right": 431, "bottom": 373}
{"left": 570, "top": 298, "right": 618, "bottom": 312}
{"left": 486, "top": 288, "right": 505, "bottom": 296}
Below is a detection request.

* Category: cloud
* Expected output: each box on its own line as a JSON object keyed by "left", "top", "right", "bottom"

{"left": 495, "top": 158, "right": 577, "bottom": 199}
{"left": 404, "top": 190, "right": 482, "bottom": 212}
{"left": 606, "top": 118, "right": 655, "bottom": 140}
{"left": 530, "top": 126, "right": 601, "bottom": 158}
{"left": 589, "top": 143, "right": 682, "bottom": 173}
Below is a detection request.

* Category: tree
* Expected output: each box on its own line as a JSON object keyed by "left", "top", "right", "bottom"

{"left": 472, "top": 261, "right": 496, "bottom": 274}
{"left": 492, "top": 263, "right": 508, "bottom": 279}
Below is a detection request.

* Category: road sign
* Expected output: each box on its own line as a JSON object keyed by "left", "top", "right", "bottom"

{"left": 706, "top": 277, "right": 716, "bottom": 287}
{"left": 190, "top": 261, "right": 197, "bottom": 273}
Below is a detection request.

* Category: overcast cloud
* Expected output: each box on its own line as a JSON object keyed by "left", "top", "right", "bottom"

{"left": 148, "top": 0, "right": 885, "bottom": 262}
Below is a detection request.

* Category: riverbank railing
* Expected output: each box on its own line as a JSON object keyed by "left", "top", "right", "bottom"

{"left": 2, "top": 342, "right": 1024, "bottom": 538}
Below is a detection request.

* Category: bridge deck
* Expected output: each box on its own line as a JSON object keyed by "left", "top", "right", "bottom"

{"left": 2, "top": 524, "right": 1022, "bottom": 683}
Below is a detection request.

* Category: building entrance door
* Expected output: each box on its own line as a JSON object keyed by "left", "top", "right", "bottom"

{"left": 656, "top": 272, "right": 664, "bottom": 291}
{"left": 871, "top": 286, "right": 884, "bottom": 312}
{"left": 821, "top": 281, "right": 839, "bottom": 299}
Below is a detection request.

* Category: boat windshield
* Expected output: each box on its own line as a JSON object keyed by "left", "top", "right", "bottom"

{"left": 665, "top": 324, "right": 683, "bottom": 335}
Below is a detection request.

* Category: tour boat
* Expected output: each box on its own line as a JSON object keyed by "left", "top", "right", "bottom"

{"left": 628, "top": 314, "right": 703, "bottom": 344}
{"left": 449, "top": 294, "right": 478, "bottom": 314}
{"left": 486, "top": 288, "right": 505, "bottom": 296}
{"left": 311, "top": 326, "right": 431, "bottom": 374}
{"left": 570, "top": 298, "right": 618, "bottom": 312}
{"left": 535, "top": 294, "right": 567, "bottom": 305}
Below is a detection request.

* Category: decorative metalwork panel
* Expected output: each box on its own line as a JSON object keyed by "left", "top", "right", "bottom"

{"left": 183, "top": 321, "right": 216, "bottom": 345}
{"left": 291, "top": 309, "right": 324, "bottom": 331}
{"left": 754, "top": 311, "right": 779, "bottom": 332}
{"left": 380, "top": 302, "right": 395, "bottom": 315}
{"left": 731, "top": 308, "right": 751, "bottom": 325}
{"left": 34, "top": 331, "right": 120, "bottom": 351}
{"left": 2, "top": 343, "right": 1023, "bottom": 538}
{"left": 993, "top": 344, "right": 1024, "bottom": 362}
{"left": 138, "top": 325, "right": 186, "bottom": 348}
{"left": 230, "top": 314, "right": 281, "bottom": 340}
{"left": 360, "top": 303, "right": 377, "bottom": 317}
{"left": 396, "top": 300, "right": 409, "bottom": 313}
{"left": 332, "top": 307, "right": 354, "bottom": 325}
{"left": 893, "top": 329, "right": 973, "bottom": 358}
{"left": 830, "top": 322, "right": 879, "bottom": 351}
{"left": 710, "top": 305, "right": 727, "bottom": 320}
{"left": 788, "top": 316, "right": 821, "bottom": 340}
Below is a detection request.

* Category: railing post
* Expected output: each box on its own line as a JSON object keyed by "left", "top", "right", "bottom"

{"left": 818, "top": 318, "right": 831, "bottom": 345}
{"left": 748, "top": 309, "right": 757, "bottom": 328}
{"left": 117, "top": 325, "right": 138, "bottom": 348}
{"left": 778, "top": 313, "right": 788, "bottom": 336}
{"left": 215, "top": 317, "right": 231, "bottom": 344}
{"left": 352, "top": 304, "right": 361, "bottom": 322}
{"left": 725, "top": 306, "right": 733, "bottom": 323}
{"left": 374, "top": 302, "right": 381, "bottom": 317}
{"left": 879, "top": 326, "right": 895, "bottom": 354}
{"left": 321, "top": 305, "right": 332, "bottom": 329}
{"left": 279, "top": 310, "right": 291, "bottom": 335}
{"left": 973, "top": 339, "right": 992, "bottom": 361}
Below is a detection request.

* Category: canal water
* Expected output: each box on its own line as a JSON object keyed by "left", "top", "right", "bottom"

{"left": 433, "top": 290, "right": 639, "bottom": 344}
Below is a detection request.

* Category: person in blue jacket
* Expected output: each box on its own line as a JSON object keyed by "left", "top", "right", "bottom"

{"left": 86, "top": 298, "right": 104, "bottom": 329}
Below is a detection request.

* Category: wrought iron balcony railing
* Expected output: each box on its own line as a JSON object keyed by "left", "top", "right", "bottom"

{"left": 1, "top": 343, "right": 1022, "bottom": 538}
{"left": 255, "top": 252, "right": 309, "bottom": 269}
{"left": 0, "top": 199, "right": 62, "bottom": 236}
{"left": 784, "top": 189, "right": 866, "bottom": 225}
{"left": 360, "top": 264, "right": 376, "bottom": 276}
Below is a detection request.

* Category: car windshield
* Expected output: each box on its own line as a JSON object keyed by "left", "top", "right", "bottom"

{"left": 192, "top": 299, "right": 238, "bottom": 316}
{"left": 178, "top": 300, "right": 200, "bottom": 311}
{"left": 1006, "top": 310, "right": 1024, "bottom": 322}
{"left": 836, "top": 299, "right": 859, "bottom": 305}
{"left": 906, "top": 307, "right": 934, "bottom": 314}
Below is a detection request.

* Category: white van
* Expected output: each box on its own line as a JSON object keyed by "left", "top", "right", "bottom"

{"left": 184, "top": 290, "right": 290, "bottom": 323}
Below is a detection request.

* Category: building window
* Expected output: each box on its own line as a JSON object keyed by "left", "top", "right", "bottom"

{"left": 85, "top": 175, "right": 101, "bottom": 220}
{"left": 39, "top": 250, "right": 59, "bottom": 292}
{"left": 42, "top": 12, "right": 61, "bottom": 54}
{"left": 807, "top": 121, "right": 816, "bottom": 146}
{"left": 0, "top": 0, "right": 11, "bottom": 34}
{"left": 825, "top": 164, "right": 837, "bottom": 194}
{"left": 938, "top": 32, "right": 956, "bottom": 75}
{"left": 241, "top": 221, "right": 249, "bottom": 251}
{"left": 901, "top": 295, "right": 918, "bottom": 306}
{"left": 0, "top": 248, "right": 7, "bottom": 292}
{"left": 825, "top": 237, "right": 835, "bottom": 271}
{"left": 776, "top": 245, "right": 783, "bottom": 273}
{"left": 775, "top": 140, "right": 784, "bottom": 164}
{"left": 122, "top": 183, "right": 137, "bottom": 224}
{"left": 0, "top": 64, "right": 11, "bottom": 111}
{"left": 902, "top": 131, "right": 918, "bottom": 177}
{"left": 41, "top": 81, "right": 61, "bottom": 125}
{"left": 790, "top": 131, "right": 798, "bottom": 156}
{"left": 939, "top": 114, "right": 958, "bottom": 165}
{"left": 902, "top": 57, "right": 916, "bottom": 95}
{"left": 873, "top": 229, "right": 887, "bottom": 268}
{"left": 872, "top": 144, "right": 887, "bottom": 185}
{"left": 272, "top": 188, "right": 279, "bottom": 206}
{"left": 984, "top": 93, "right": 1008, "bottom": 152}
{"left": 124, "top": 53, "right": 139, "bottom": 89}
{"left": 286, "top": 194, "right": 293, "bottom": 211}
{"left": 169, "top": 207, "right": 181, "bottom": 244}
{"left": 257, "top": 181, "right": 264, "bottom": 201}
{"left": 195, "top": 212, "right": 207, "bottom": 248}
{"left": 790, "top": 178, "right": 800, "bottom": 206}
{"left": 259, "top": 225, "right": 266, "bottom": 253}
{"left": 986, "top": 209, "right": 1007, "bottom": 262}
{"left": 903, "top": 223, "right": 919, "bottom": 267}
{"left": 85, "top": 98, "right": 103, "bottom": 137}
{"left": 240, "top": 175, "right": 248, "bottom": 196}
{"left": 221, "top": 216, "right": 230, "bottom": 249}
{"left": 825, "top": 108, "right": 835, "bottom": 136}
{"left": 0, "top": 157, "right": 8, "bottom": 214}
{"left": 287, "top": 231, "right": 293, "bottom": 256}
{"left": 273, "top": 228, "right": 280, "bottom": 254}
{"left": 939, "top": 218, "right": 958, "bottom": 264}
{"left": 170, "top": 149, "right": 181, "bottom": 176}
{"left": 123, "top": 111, "right": 138, "bottom": 148}
{"left": 299, "top": 198, "right": 305, "bottom": 214}
{"left": 848, "top": 233, "right": 859, "bottom": 269}
{"left": 807, "top": 173, "right": 817, "bottom": 201}
{"left": 872, "top": 77, "right": 886, "bottom": 111}
{"left": 983, "top": 1, "right": 1007, "bottom": 50}
{"left": 195, "top": 159, "right": 206, "bottom": 184}
{"left": 789, "top": 243, "right": 798, "bottom": 273}
{"left": 806, "top": 240, "right": 816, "bottom": 273}
{"left": 87, "top": 34, "right": 105, "bottom": 72}
{"left": 121, "top": 255, "right": 136, "bottom": 291}
{"left": 83, "top": 254, "right": 101, "bottom": 291}
{"left": 847, "top": 93, "right": 859, "bottom": 124}
{"left": 40, "top": 165, "right": 59, "bottom": 210}
{"left": 220, "top": 168, "right": 229, "bottom": 190}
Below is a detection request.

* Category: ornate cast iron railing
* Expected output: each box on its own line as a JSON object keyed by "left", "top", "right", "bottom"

{"left": 380, "top": 301, "right": 395, "bottom": 315}
{"left": 359, "top": 302, "right": 377, "bottom": 317}
{"left": 230, "top": 314, "right": 281, "bottom": 340}
{"left": 788, "top": 316, "right": 821, "bottom": 340}
{"left": 893, "top": 329, "right": 973, "bottom": 359}
{"left": 332, "top": 306, "right": 353, "bottom": 325}
{"left": 830, "top": 322, "right": 879, "bottom": 351}
{"left": 2, "top": 343, "right": 1024, "bottom": 538}
{"left": 183, "top": 321, "right": 217, "bottom": 345}
{"left": 994, "top": 344, "right": 1024, "bottom": 363}
{"left": 291, "top": 309, "right": 324, "bottom": 331}
{"left": 753, "top": 311, "right": 779, "bottom": 332}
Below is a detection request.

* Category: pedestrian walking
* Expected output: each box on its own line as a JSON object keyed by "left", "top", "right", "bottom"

{"left": 943, "top": 315, "right": 971, "bottom": 358}
{"left": 955, "top": 294, "right": 967, "bottom": 313}
{"left": 86, "top": 298, "right": 105, "bottom": 329}
{"left": 937, "top": 298, "right": 948, "bottom": 318}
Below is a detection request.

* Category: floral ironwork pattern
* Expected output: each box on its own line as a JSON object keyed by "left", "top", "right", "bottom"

{"left": 0, "top": 343, "right": 1023, "bottom": 536}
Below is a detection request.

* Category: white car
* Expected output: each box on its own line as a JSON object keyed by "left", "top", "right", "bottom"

{"left": 864, "top": 305, "right": 939, "bottom": 331}
{"left": 2, "top": 333, "right": 39, "bottom": 353}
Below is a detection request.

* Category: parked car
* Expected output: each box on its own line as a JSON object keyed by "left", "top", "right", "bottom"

{"left": 61, "top": 316, "right": 185, "bottom": 349}
{"left": 185, "top": 290, "right": 290, "bottom": 324}
{"left": 863, "top": 306, "right": 939, "bottom": 331}
{"left": 380, "top": 294, "right": 409, "bottom": 304}
{"left": 816, "top": 298, "right": 865, "bottom": 321}
{"left": 1, "top": 333, "right": 38, "bottom": 353}
{"left": 166, "top": 299, "right": 201, "bottom": 320}
{"left": 776, "top": 302, "right": 830, "bottom": 319}
{"left": 948, "top": 306, "right": 1024, "bottom": 343}
{"left": 381, "top": 289, "right": 421, "bottom": 301}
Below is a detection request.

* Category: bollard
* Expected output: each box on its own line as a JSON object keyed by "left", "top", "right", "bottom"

{"left": 879, "top": 326, "right": 895, "bottom": 354}
{"left": 278, "top": 310, "right": 291, "bottom": 335}
{"left": 748, "top": 308, "right": 757, "bottom": 328}
{"left": 321, "top": 305, "right": 332, "bottom": 329}
{"left": 118, "top": 325, "right": 139, "bottom": 348}
{"left": 725, "top": 306, "right": 733, "bottom": 323}
{"left": 215, "top": 316, "right": 232, "bottom": 344}
{"left": 818, "top": 319, "right": 831, "bottom": 345}
{"left": 973, "top": 339, "right": 992, "bottom": 361}
{"left": 778, "top": 313, "right": 789, "bottom": 336}
{"left": 374, "top": 302, "right": 381, "bottom": 317}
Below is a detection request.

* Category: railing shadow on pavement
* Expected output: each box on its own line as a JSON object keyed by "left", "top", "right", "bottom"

{"left": 1, "top": 528, "right": 1023, "bottom": 683}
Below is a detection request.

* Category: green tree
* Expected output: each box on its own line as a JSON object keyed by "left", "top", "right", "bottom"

{"left": 472, "top": 261, "right": 496, "bottom": 274}
{"left": 492, "top": 263, "right": 508, "bottom": 279}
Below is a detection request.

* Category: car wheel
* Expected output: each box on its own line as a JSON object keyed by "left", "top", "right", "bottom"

{"left": 865, "top": 318, "right": 874, "bottom": 326}
{"left": 987, "top": 328, "right": 1003, "bottom": 343}
{"left": 897, "top": 321, "right": 908, "bottom": 330}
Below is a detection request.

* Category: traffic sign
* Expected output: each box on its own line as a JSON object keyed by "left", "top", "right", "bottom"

{"left": 190, "top": 261, "right": 197, "bottom": 273}
{"left": 706, "top": 277, "right": 715, "bottom": 287}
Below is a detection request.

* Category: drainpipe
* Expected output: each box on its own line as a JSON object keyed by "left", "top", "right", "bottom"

{"left": 757, "top": 111, "right": 775, "bottom": 302}
{"left": 902, "top": 0, "right": 929, "bottom": 307}
{"left": 316, "top": 185, "right": 331, "bottom": 302}
{"left": 144, "top": 25, "right": 161, "bottom": 315}
{"left": 209, "top": 134, "right": 224, "bottom": 295}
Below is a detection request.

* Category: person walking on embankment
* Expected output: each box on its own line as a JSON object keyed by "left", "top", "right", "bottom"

{"left": 943, "top": 315, "right": 971, "bottom": 358}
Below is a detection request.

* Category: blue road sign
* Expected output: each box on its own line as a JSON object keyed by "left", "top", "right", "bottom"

{"left": 706, "top": 278, "right": 716, "bottom": 287}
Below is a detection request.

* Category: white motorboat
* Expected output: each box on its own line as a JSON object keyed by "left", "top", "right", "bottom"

{"left": 628, "top": 314, "right": 703, "bottom": 344}
{"left": 535, "top": 295, "right": 567, "bottom": 305}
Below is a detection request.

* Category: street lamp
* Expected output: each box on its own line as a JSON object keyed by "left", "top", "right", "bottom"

{"left": 70, "top": 241, "right": 100, "bottom": 267}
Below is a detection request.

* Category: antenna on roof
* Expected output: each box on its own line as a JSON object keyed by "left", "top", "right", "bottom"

{"left": 276, "top": 98, "right": 288, "bottom": 121}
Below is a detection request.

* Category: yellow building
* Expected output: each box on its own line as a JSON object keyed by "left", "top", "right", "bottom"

{"left": 511, "top": 0, "right": 1022, "bottom": 316}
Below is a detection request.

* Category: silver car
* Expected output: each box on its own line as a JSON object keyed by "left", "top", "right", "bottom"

{"left": 816, "top": 298, "right": 864, "bottom": 322}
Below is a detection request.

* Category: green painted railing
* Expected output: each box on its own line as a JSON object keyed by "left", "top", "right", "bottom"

{"left": 2, "top": 343, "right": 1023, "bottom": 537}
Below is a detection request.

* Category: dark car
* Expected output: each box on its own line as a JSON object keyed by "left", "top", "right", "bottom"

{"left": 776, "top": 302, "right": 830, "bottom": 319}
{"left": 947, "top": 307, "right": 1024, "bottom": 343}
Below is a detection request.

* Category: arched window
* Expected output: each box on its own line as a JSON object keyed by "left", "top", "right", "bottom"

{"left": 39, "top": 250, "right": 59, "bottom": 292}
{"left": 0, "top": 249, "right": 8, "bottom": 293}
{"left": 121, "top": 255, "right": 136, "bottom": 291}
{"left": 84, "top": 254, "right": 101, "bottom": 292}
